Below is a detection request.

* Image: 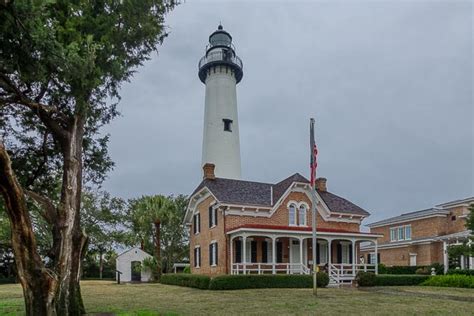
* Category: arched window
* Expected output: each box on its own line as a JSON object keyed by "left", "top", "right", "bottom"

{"left": 289, "top": 204, "right": 297, "bottom": 226}
{"left": 299, "top": 205, "right": 307, "bottom": 226}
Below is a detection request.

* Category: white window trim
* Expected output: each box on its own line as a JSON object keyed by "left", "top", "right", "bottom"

{"left": 210, "top": 207, "right": 217, "bottom": 229}
{"left": 298, "top": 204, "right": 308, "bottom": 227}
{"left": 194, "top": 214, "right": 200, "bottom": 235}
{"left": 210, "top": 240, "right": 217, "bottom": 267}
{"left": 390, "top": 224, "right": 412, "bottom": 242}
{"left": 288, "top": 203, "right": 297, "bottom": 226}
{"left": 194, "top": 245, "right": 201, "bottom": 268}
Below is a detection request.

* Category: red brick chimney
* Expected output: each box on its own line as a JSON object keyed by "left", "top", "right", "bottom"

{"left": 315, "top": 177, "right": 327, "bottom": 192}
{"left": 203, "top": 163, "right": 216, "bottom": 180}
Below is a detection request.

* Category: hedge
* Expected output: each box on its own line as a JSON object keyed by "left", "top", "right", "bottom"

{"left": 446, "top": 269, "right": 474, "bottom": 276}
{"left": 0, "top": 277, "right": 16, "bottom": 284}
{"left": 160, "top": 274, "right": 210, "bottom": 289}
{"left": 375, "top": 274, "right": 430, "bottom": 286}
{"left": 356, "top": 272, "right": 431, "bottom": 287}
{"left": 422, "top": 275, "right": 474, "bottom": 288}
{"left": 209, "top": 273, "right": 329, "bottom": 291}
{"left": 378, "top": 263, "right": 444, "bottom": 275}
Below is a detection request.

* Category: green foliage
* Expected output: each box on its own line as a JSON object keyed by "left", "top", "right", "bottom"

{"left": 142, "top": 257, "right": 160, "bottom": 282}
{"left": 415, "top": 267, "right": 430, "bottom": 275}
{"left": 374, "top": 275, "right": 431, "bottom": 286}
{"left": 466, "top": 204, "right": 474, "bottom": 231}
{"left": 421, "top": 275, "right": 474, "bottom": 288}
{"left": 446, "top": 269, "right": 474, "bottom": 276}
{"left": 183, "top": 266, "right": 191, "bottom": 274}
{"left": 82, "top": 250, "right": 117, "bottom": 279}
{"left": 126, "top": 195, "right": 189, "bottom": 273}
{"left": 356, "top": 272, "right": 376, "bottom": 287}
{"left": 208, "top": 273, "right": 329, "bottom": 291}
{"left": 376, "top": 264, "right": 443, "bottom": 275}
{"left": 160, "top": 274, "right": 210, "bottom": 289}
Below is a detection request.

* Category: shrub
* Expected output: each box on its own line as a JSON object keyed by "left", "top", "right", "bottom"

{"left": 0, "top": 277, "right": 16, "bottom": 284}
{"left": 430, "top": 263, "right": 444, "bottom": 275}
{"left": 356, "top": 272, "right": 376, "bottom": 287}
{"left": 160, "top": 274, "right": 210, "bottom": 289}
{"left": 183, "top": 266, "right": 191, "bottom": 274}
{"left": 446, "top": 269, "right": 474, "bottom": 276}
{"left": 415, "top": 267, "right": 430, "bottom": 275}
{"left": 422, "top": 275, "right": 474, "bottom": 288}
{"left": 375, "top": 274, "right": 430, "bottom": 286}
{"left": 209, "top": 273, "right": 329, "bottom": 291}
{"left": 378, "top": 263, "right": 387, "bottom": 274}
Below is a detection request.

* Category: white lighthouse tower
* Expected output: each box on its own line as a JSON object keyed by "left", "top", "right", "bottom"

{"left": 198, "top": 25, "right": 243, "bottom": 179}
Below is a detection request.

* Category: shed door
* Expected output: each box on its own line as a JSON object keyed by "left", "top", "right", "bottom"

{"left": 131, "top": 261, "right": 142, "bottom": 282}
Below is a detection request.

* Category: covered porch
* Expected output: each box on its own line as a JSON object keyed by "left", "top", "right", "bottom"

{"left": 228, "top": 225, "right": 381, "bottom": 285}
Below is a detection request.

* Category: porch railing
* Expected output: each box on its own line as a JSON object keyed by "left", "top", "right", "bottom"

{"left": 231, "top": 263, "right": 310, "bottom": 275}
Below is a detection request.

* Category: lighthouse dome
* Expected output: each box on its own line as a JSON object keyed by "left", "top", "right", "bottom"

{"left": 209, "top": 24, "right": 232, "bottom": 47}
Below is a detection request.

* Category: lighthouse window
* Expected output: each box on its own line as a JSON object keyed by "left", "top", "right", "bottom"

{"left": 223, "top": 119, "right": 233, "bottom": 132}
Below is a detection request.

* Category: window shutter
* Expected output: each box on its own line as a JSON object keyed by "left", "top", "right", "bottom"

{"left": 194, "top": 248, "right": 197, "bottom": 267}
{"left": 215, "top": 243, "right": 218, "bottom": 265}
{"left": 214, "top": 209, "right": 218, "bottom": 226}
{"left": 377, "top": 253, "right": 381, "bottom": 264}
{"left": 197, "top": 214, "right": 200, "bottom": 233}
{"left": 337, "top": 244, "right": 342, "bottom": 263}
{"left": 193, "top": 215, "right": 196, "bottom": 234}
{"left": 262, "top": 241, "right": 268, "bottom": 263}
{"left": 276, "top": 241, "right": 283, "bottom": 263}
{"left": 367, "top": 253, "right": 371, "bottom": 264}
{"left": 209, "top": 207, "right": 213, "bottom": 228}
{"left": 316, "top": 242, "right": 320, "bottom": 264}
{"left": 251, "top": 241, "right": 257, "bottom": 263}
{"left": 198, "top": 247, "right": 201, "bottom": 267}
{"left": 209, "top": 244, "right": 213, "bottom": 265}
{"left": 235, "top": 240, "right": 242, "bottom": 263}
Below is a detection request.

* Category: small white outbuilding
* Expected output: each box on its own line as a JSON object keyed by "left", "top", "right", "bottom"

{"left": 116, "top": 247, "right": 153, "bottom": 282}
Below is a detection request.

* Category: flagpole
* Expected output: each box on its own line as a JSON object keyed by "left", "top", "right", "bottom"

{"left": 310, "top": 118, "right": 318, "bottom": 296}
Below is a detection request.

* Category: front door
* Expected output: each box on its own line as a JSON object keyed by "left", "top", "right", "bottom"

{"left": 290, "top": 239, "right": 300, "bottom": 273}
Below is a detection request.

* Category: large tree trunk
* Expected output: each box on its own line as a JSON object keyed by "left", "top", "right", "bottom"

{"left": 54, "top": 116, "right": 87, "bottom": 315}
{"left": 0, "top": 115, "right": 87, "bottom": 315}
{"left": 99, "top": 250, "right": 103, "bottom": 280}
{"left": 0, "top": 142, "right": 57, "bottom": 316}
{"left": 154, "top": 221, "right": 161, "bottom": 280}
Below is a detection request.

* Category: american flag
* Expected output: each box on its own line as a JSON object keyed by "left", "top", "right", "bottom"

{"left": 310, "top": 118, "right": 318, "bottom": 188}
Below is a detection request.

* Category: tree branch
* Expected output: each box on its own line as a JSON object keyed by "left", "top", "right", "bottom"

{"left": 25, "top": 190, "right": 56, "bottom": 225}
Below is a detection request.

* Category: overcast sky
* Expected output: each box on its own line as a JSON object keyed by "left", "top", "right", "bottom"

{"left": 102, "top": 0, "right": 473, "bottom": 225}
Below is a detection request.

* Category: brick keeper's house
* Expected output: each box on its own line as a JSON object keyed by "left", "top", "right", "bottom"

{"left": 360, "top": 197, "right": 473, "bottom": 273}
{"left": 184, "top": 164, "right": 382, "bottom": 286}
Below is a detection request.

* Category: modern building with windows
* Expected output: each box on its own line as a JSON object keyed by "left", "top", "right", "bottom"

{"left": 361, "top": 197, "right": 473, "bottom": 272}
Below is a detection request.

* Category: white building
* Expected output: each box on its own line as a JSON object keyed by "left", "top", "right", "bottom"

{"left": 198, "top": 25, "right": 243, "bottom": 180}
{"left": 116, "top": 247, "right": 153, "bottom": 282}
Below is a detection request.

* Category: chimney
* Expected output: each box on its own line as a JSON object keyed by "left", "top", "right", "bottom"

{"left": 315, "top": 177, "right": 327, "bottom": 192}
{"left": 203, "top": 163, "right": 216, "bottom": 180}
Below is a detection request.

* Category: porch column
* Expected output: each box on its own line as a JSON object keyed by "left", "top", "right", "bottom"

{"left": 299, "top": 238, "right": 304, "bottom": 273}
{"left": 272, "top": 237, "right": 276, "bottom": 274}
{"left": 351, "top": 239, "right": 356, "bottom": 276}
{"left": 230, "top": 236, "right": 234, "bottom": 274}
{"left": 443, "top": 241, "right": 448, "bottom": 274}
{"left": 374, "top": 240, "right": 378, "bottom": 275}
{"left": 328, "top": 239, "right": 332, "bottom": 266}
{"left": 468, "top": 240, "right": 473, "bottom": 270}
{"left": 242, "top": 235, "right": 247, "bottom": 274}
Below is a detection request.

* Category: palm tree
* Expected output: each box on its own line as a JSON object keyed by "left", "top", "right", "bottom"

{"left": 132, "top": 195, "right": 174, "bottom": 280}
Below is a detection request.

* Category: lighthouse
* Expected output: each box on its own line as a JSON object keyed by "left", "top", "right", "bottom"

{"left": 198, "top": 25, "right": 243, "bottom": 180}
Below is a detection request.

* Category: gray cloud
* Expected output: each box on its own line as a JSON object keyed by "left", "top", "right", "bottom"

{"left": 102, "top": 0, "right": 473, "bottom": 225}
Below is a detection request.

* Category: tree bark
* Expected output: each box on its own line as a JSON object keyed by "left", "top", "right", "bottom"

{"left": 54, "top": 116, "right": 87, "bottom": 315}
{"left": 0, "top": 141, "right": 57, "bottom": 316}
{"left": 154, "top": 220, "right": 161, "bottom": 280}
{"left": 99, "top": 250, "right": 103, "bottom": 280}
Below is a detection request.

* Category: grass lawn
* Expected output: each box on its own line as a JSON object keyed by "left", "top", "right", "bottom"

{"left": 0, "top": 281, "right": 473, "bottom": 315}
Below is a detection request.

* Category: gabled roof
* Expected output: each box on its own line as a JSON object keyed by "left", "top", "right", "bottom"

{"left": 317, "top": 190, "right": 370, "bottom": 216}
{"left": 436, "top": 197, "right": 474, "bottom": 208}
{"left": 366, "top": 207, "right": 450, "bottom": 228}
{"left": 189, "top": 173, "right": 370, "bottom": 216}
